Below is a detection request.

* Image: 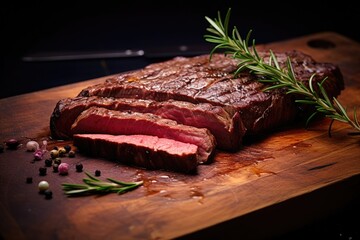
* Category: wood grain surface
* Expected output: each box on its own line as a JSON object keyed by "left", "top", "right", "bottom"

{"left": 0, "top": 32, "right": 359, "bottom": 240}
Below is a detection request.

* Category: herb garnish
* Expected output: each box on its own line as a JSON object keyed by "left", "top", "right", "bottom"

{"left": 62, "top": 172, "right": 143, "bottom": 197}
{"left": 204, "top": 8, "right": 360, "bottom": 135}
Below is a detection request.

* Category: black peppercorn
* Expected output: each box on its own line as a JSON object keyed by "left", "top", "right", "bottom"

{"left": 44, "top": 190, "right": 53, "bottom": 199}
{"left": 64, "top": 145, "right": 71, "bottom": 153}
{"left": 45, "top": 159, "right": 53, "bottom": 167}
{"left": 39, "top": 167, "right": 47, "bottom": 176}
{"left": 95, "top": 170, "right": 101, "bottom": 176}
{"left": 54, "top": 158, "right": 61, "bottom": 165}
{"left": 5, "top": 139, "right": 20, "bottom": 150}
{"left": 53, "top": 163, "right": 59, "bottom": 173}
{"left": 68, "top": 150, "right": 75, "bottom": 158}
{"left": 76, "top": 163, "right": 83, "bottom": 172}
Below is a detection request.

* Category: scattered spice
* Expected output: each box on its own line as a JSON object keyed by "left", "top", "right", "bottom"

{"left": 64, "top": 145, "right": 71, "bottom": 153}
{"left": 76, "top": 163, "right": 83, "bottom": 172}
{"left": 45, "top": 159, "right": 53, "bottom": 167}
{"left": 58, "top": 147, "right": 66, "bottom": 157}
{"left": 50, "top": 150, "right": 59, "bottom": 159}
{"left": 26, "top": 141, "right": 39, "bottom": 152}
{"left": 39, "top": 167, "right": 47, "bottom": 176}
{"left": 38, "top": 181, "right": 49, "bottom": 192}
{"left": 44, "top": 190, "right": 53, "bottom": 199}
{"left": 34, "top": 149, "right": 44, "bottom": 160}
{"left": 68, "top": 150, "right": 75, "bottom": 158}
{"left": 5, "top": 139, "right": 20, "bottom": 149}
{"left": 2, "top": 137, "right": 145, "bottom": 200}
{"left": 53, "top": 164, "right": 59, "bottom": 173}
{"left": 54, "top": 158, "right": 61, "bottom": 165}
{"left": 58, "top": 163, "right": 69, "bottom": 175}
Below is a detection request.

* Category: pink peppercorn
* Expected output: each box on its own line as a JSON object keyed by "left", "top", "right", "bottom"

{"left": 34, "top": 149, "right": 44, "bottom": 160}
{"left": 58, "top": 163, "right": 69, "bottom": 175}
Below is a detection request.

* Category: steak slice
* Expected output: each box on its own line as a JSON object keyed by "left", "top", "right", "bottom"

{"left": 73, "top": 134, "right": 199, "bottom": 173}
{"left": 50, "top": 96, "right": 244, "bottom": 151}
{"left": 78, "top": 51, "right": 343, "bottom": 135}
{"left": 70, "top": 107, "right": 216, "bottom": 164}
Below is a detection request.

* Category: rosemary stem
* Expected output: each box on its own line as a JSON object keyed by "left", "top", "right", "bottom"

{"left": 62, "top": 172, "right": 143, "bottom": 197}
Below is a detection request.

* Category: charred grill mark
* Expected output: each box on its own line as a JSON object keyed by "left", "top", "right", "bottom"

{"left": 203, "top": 76, "right": 232, "bottom": 90}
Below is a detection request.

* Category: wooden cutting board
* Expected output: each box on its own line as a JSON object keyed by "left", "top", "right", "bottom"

{"left": 0, "top": 32, "right": 359, "bottom": 240}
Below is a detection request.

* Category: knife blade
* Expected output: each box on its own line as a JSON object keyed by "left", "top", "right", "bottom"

{"left": 22, "top": 44, "right": 212, "bottom": 62}
{"left": 22, "top": 49, "right": 145, "bottom": 62}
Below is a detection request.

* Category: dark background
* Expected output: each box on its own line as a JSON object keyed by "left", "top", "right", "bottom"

{"left": 1, "top": 1, "right": 359, "bottom": 99}
{"left": 1, "top": 2, "right": 359, "bottom": 238}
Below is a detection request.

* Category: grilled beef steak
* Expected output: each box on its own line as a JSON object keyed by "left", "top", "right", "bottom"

{"left": 78, "top": 51, "right": 343, "bottom": 135}
{"left": 50, "top": 50, "right": 344, "bottom": 173}
{"left": 70, "top": 107, "right": 216, "bottom": 164}
{"left": 50, "top": 96, "right": 244, "bottom": 151}
{"left": 73, "top": 134, "right": 199, "bottom": 173}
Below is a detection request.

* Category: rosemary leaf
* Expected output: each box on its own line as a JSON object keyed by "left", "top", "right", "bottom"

{"left": 107, "top": 178, "right": 143, "bottom": 187}
{"left": 354, "top": 108, "right": 359, "bottom": 126}
{"left": 85, "top": 171, "right": 101, "bottom": 181}
{"left": 65, "top": 188, "right": 97, "bottom": 195}
{"left": 306, "top": 112, "right": 318, "bottom": 128}
{"left": 204, "top": 8, "right": 360, "bottom": 135}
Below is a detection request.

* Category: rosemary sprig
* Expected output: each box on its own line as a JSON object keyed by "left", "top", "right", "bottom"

{"left": 204, "top": 8, "right": 360, "bottom": 135}
{"left": 62, "top": 172, "right": 143, "bottom": 197}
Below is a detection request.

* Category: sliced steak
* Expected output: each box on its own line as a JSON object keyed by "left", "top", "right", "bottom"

{"left": 78, "top": 51, "right": 343, "bottom": 135}
{"left": 50, "top": 96, "right": 244, "bottom": 151}
{"left": 73, "top": 134, "right": 199, "bottom": 173}
{"left": 70, "top": 107, "right": 216, "bottom": 164}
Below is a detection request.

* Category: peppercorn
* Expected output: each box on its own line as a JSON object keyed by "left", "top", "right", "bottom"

{"left": 50, "top": 149, "right": 59, "bottom": 159}
{"left": 39, "top": 167, "right": 47, "bottom": 176}
{"left": 45, "top": 159, "right": 53, "bottom": 167}
{"left": 58, "top": 163, "right": 69, "bottom": 175}
{"left": 54, "top": 158, "right": 61, "bottom": 165}
{"left": 58, "top": 147, "right": 66, "bottom": 157}
{"left": 64, "top": 145, "right": 71, "bottom": 153}
{"left": 5, "top": 139, "right": 20, "bottom": 150}
{"left": 44, "top": 190, "right": 53, "bottom": 199}
{"left": 26, "top": 141, "right": 39, "bottom": 152}
{"left": 34, "top": 149, "right": 44, "bottom": 160}
{"left": 53, "top": 163, "right": 59, "bottom": 173}
{"left": 68, "top": 150, "right": 75, "bottom": 158}
{"left": 38, "top": 181, "right": 49, "bottom": 192}
{"left": 26, "top": 177, "right": 33, "bottom": 183}
{"left": 75, "top": 163, "right": 83, "bottom": 172}
{"left": 95, "top": 170, "right": 101, "bottom": 177}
